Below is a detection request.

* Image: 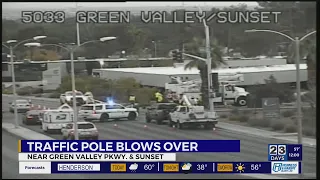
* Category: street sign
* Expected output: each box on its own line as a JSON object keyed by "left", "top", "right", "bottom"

{"left": 262, "top": 98, "right": 280, "bottom": 121}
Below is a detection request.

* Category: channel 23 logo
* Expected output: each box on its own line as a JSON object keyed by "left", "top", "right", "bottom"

{"left": 269, "top": 145, "right": 286, "bottom": 155}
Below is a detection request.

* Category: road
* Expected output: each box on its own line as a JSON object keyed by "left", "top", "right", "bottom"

{"left": 2, "top": 95, "right": 316, "bottom": 179}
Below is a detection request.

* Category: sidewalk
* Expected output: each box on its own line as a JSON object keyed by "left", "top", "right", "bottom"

{"left": 217, "top": 122, "right": 316, "bottom": 148}
{"left": 2, "top": 123, "right": 54, "bottom": 140}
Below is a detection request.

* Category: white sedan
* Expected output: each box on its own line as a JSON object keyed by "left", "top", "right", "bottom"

{"left": 9, "top": 99, "right": 31, "bottom": 113}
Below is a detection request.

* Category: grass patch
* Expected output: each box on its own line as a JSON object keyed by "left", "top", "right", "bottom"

{"left": 220, "top": 114, "right": 228, "bottom": 118}
{"left": 281, "top": 110, "right": 295, "bottom": 118}
{"left": 229, "top": 116, "right": 239, "bottom": 121}
{"left": 248, "top": 118, "right": 270, "bottom": 127}
{"left": 231, "top": 108, "right": 239, "bottom": 115}
{"left": 270, "top": 120, "right": 285, "bottom": 131}
{"left": 284, "top": 124, "right": 297, "bottom": 133}
{"left": 238, "top": 115, "right": 249, "bottom": 122}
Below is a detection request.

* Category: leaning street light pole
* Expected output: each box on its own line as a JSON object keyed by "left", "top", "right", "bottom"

{"left": 245, "top": 29, "right": 316, "bottom": 145}
{"left": 198, "top": 6, "right": 214, "bottom": 112}
{"left": 2, "top": 36, "right": 47, "bottom": 128}
{"left": 152, "top": 41, "right": 157, "bottom": 57}
{"left": 27, "top": 36, "right": 116, "bottom": 140}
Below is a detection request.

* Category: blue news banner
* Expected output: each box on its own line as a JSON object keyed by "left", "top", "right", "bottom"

{"left": 50, "top": 161, "right": 302, "bottom": 174}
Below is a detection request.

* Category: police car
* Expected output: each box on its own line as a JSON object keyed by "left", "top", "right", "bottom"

{"left": 78, "top": 102, "right": 139, "bottom": 122}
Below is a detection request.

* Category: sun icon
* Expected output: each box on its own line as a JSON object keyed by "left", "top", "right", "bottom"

{"left": 235, "top": 163, "right": 245, "bottom": 173}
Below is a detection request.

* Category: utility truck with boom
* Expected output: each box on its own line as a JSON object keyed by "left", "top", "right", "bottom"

{"left": 165, "top": 73, "right": 249, "bottom": 106}
{"left": 169, "top": 94, "right": 218, "bottom": 129}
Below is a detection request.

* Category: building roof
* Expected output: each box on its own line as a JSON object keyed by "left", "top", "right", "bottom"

{"left": 98, "top": 64, "right": 307, "bottom": 75}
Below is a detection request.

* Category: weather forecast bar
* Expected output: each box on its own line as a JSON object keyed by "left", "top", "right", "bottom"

{"left": 19, "top": 161, "right": 302, "bottom": 174}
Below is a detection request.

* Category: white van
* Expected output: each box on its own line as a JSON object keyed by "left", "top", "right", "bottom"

{"left": 41, "top": 104, "right": 74, "bottom": 133}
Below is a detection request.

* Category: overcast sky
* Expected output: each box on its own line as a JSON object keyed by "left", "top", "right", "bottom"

{"left": 3, "top": 2, "right": 259, "bottom": 9}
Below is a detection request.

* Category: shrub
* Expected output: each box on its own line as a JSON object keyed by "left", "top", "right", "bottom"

{"left": 248, "top": 118, "right": 260, "bottom": 127}
{"left": 238, "top": 115, "right": 249, "bottom": 122}
{"left": 242, "top": 110, "right": 252, "bottom": 115}
{"left": 284, "top": 124, "right": 297, "bottom": 133}
{"left": 256, "top": 118, "right": 270, "bottom": 127}
{"left": 2, "top": 89, "right": 13, "bottom": 94}
{"left": 270, "top": 120, "right": 285, "bottom": 131}
{"left": 31, "top": 88, "right": 43, "bottom": 94}
{"left": 231, "top": 108, "right": 239, "bottom": 115}
{"left": 49, "top": 92, "right": 60, "bottom": 98}
{"left": 229, "top": 116, "right": 239, "bottom": 121}
{"left": 17, "top": 87, "right": 32, "bottom": 95}
{"left": 282, "top": 110, "right": 295, "bottom": 118}
{"left": 220, "top": 114, "right": 228, "bottom": 118}
{"left": 302, "top": 127, "right": 315, "bottom": 137}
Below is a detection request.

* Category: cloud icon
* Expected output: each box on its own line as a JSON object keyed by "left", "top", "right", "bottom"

{"left": 182, "top": 163, "right": 192, "bottom": 171}
{"left": 129, "top": 163, "right": 138, "bottom": 171}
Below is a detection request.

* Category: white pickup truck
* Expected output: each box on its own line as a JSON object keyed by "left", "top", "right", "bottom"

{"left": 60, "top": 91, "right": 93, "bottom": 106}
{"left": 169, "top": 105, "right": 218, "bottom": 130}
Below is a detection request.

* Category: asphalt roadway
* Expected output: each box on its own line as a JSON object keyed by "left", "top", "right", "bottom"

{"left": 2, "top": 96, "right": 317, "bottom": 179}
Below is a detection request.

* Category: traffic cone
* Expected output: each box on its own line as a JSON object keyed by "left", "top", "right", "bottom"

{"left": 171, "top": 125, "right": 176, "bottom": 130}
{"left": 212, "top": 127, "right": 217, "bottom": 133}
{"left": 38, "top": 105, "right": 41, "bottom": 109}
{"left": 113, "top": 124, "right": 118, "bottom": 128}
{"left": 43, "top": 106, "right": 46, "bottom": 110}
{"left": 143, "top": 125, "right": 148, "bottom": 129}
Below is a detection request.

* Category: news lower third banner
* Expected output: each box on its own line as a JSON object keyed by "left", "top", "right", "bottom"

{"left": 18, "top": 161, "right": 302, "bottom": 174}
{"left": 18, "top": 140, "right": 241, "bottom": 153}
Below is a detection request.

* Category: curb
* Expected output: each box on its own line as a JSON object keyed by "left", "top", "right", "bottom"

{"left": 217, "top": 123, "right": 316, "bottom": 148}
{"left": 2, "top": 123, "right": 54, "bottom": 140}
{"left": 2, "top": 126, "right": 27, "bottom": 140}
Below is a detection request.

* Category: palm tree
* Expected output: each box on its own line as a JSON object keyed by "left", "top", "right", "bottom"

{"left": 184, "top": 37, "right": 226, "bottom": 109}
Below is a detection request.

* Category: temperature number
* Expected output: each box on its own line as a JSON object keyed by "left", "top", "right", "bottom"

{"left": 251, "top": 164, "right": 261, "bottom": 171}
{"left": 144, "top": 164, "right": 155, "bottom": 170}
{"left": 197, "top": 164, "right": 207, "bottom": 171}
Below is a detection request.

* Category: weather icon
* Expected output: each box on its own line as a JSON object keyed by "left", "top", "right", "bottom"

{"left": 181, "top": 163, "right": 192, "bottom": 174}
{"left": 235, "top": 163, "right": 245, "bottom": 173}
{"left": 129, "top": 163, "right": 139, "bottom": 172}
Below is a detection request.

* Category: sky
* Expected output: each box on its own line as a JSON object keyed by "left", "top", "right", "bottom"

{"left": 3, "top": 2, "right": 259, "bottom": 9}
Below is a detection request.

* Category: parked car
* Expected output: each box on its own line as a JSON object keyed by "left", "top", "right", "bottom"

{"left": 61, "top": 122, "right": 99, "bottom": 140}
{"left": 9, "top": 99, "right": 31, "bottom": 113}
{"left": 22, "top": 110, "right": 43, "bottom": 125}
{"left": 146, "top": 103, "right": 178, "bottom": 124}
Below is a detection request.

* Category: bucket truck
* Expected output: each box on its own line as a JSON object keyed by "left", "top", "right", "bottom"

{"left": 165, "top": 73, "right": 249, "bottom": 106}
{"left": 168, "top": 94, "right": 218, "bottom": 129}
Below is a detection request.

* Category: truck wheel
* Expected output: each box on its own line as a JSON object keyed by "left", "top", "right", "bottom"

{"left": 156, "top": 119, "right": 162, "bottom": 125}
{"left": 100, "top": 113, "right": 109, "bottom": 122}
{"left": 205, "top": 123, "right": 215, "bottom": 129}
{"left": 128, "top": 112, "right": 137, "bottom": 121}
{"left": 177, "top": 121, "right": 184, "bottom": 130}
{"left": 146, "top": 116, "right": 151, "bottom": 123}
{"left": 237, "top": 96, "right": 247, "bottom": 106}
{"left": 168, "top": 120, "right": 173, "bottom": 127}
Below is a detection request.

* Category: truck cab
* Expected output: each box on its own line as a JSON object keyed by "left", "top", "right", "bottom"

{"left": 168, "top": 95, "right": 218, "bottom": 130}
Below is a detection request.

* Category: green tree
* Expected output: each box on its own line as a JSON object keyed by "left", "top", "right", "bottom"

{"left": 184, "top": 37, "right": 225, "bottom": 109}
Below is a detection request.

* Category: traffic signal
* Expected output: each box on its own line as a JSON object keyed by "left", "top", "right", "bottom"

{"left": 172, "top": 50, "right": 183, "bottom": 62}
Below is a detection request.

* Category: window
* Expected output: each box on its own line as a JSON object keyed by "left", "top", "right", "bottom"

{"left": 78, "top": 123, "right": 95, "bottom": 129}
{"left": 179, "top": 107, "right": 187, "bottom": 112}
{"left": 66, "top": 124, "right": 73, "bottom": 129}
{"left": 81, "top": 106, "right": 94, "bottom": 110}
{"left": 158, "top": 104, "right": 177, "bottom": 110}
{"left": 105, "top": 105, "right": 123, "bottom": 109}
{"left": 55, "top": 114, "right": 67, "bottom": 120}
{"left": 95, "top": 105, "right": 103, "bottom": 110}
{"left": 2, "top": 64, "right": 8, "bottom": 71}
{"left": 16, "top": 100, "right": 29, "bottom": 104}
